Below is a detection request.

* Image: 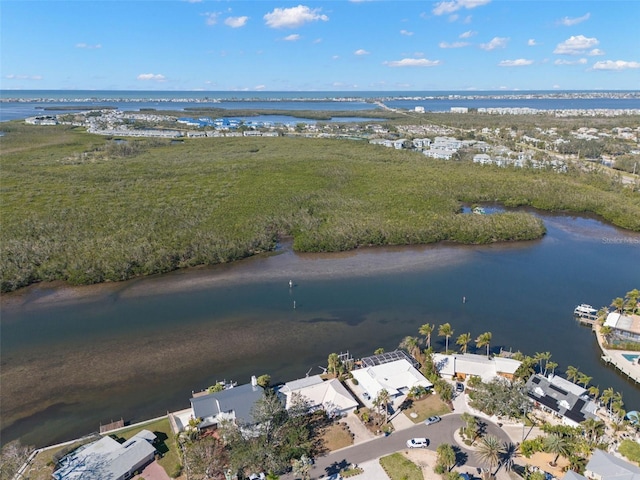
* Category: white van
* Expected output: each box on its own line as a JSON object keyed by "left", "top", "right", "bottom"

{"left": 406, "top": 437, "right": 429, "bottom": 448}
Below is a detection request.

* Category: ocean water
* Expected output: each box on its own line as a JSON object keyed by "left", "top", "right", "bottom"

{"left": 1, "top": 89, "right": 639, "bottom": 122}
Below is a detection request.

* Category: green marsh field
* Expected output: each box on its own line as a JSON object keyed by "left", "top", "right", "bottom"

{"left": 1, "top": 122, "right": 639, "bottom": 292}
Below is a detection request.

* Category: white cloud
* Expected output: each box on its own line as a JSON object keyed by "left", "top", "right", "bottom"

{"left": 588, "top": 48, "right": 605, "bottom": 56}
{"left": 225, "top": 16, "right": 248, "bottom": 28}
{"left": 254, "top": 85, "right": 266, "bottom": 90}
{"left": 498, "top": 58, "right": 534, "bottom": 67}
{"left": 284, "top": 34, "right": 301, "bottom": 41}
{"left": 439, "top": 41, "right": 469, "bottom": 48}
{"left": 264, "top": 5, "right": 328, "bottom": 29}
{"left": 527, "top": 39, "right": 537, "bottom": 46}
{"left": 553, "top": 35, "right": 599, "bottom": 55}
{"left": 459, "top": 30, "right": 476, "bottom": 38}
{"left": 76, "top": 43, "right": 102, "bottom": 49}
{"left": 559, "top": 13, "right": 590, "bottom": 26}
{"left": 354, "top": 49, "right": 370, "bottom": 55}
{"left": 4, "top": 74, "right": 42, "bottom": 80}
{"left": 479, "top": 37, "right": 509, "bottom": 51}
{"left": 592, "top": 60, "right": 640, "bottom": 71}
{"left": 400, "top": 29, "right": 414, "bottom": 36}
{"left": 184, "top": 0, "right": 202, "bottom": 3}
{"left": 384, "top": 58, "right": 441, "bottom": 67}
{"left": 554, "top": 58, "right": 587, "bottom": 65}
{"left": 137, "top": 73, "right": 166, "bottom": 82}
{"left": 203, "top": 12, "right": 219, "bottom": 26}
{"left": 433, "top": 0, "right": 491, "bottom": 16}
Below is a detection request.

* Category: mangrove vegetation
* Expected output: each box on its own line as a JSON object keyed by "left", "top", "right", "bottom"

{"left": 1, "top": 121, "right": 639, "bottom": 292}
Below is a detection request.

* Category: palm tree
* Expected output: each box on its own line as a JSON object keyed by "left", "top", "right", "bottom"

{"left": 601, "top": 387, "right": 614, "bottom": 416}
{"left": 419, "top": 323, "right": 435, "bottom": 350}
{"left": 581, "top": 418, "right": 605, "bottom": 446}
{"left": 374, "top": 389, "right": 391, "bottom": 425}
{"left": 475, "top": 331, "right": 492, "bottom": 358}
{"left": 588, "top": 385, "right": 600, "bottom": 401}
{"left": 327, "top": 353, "right": 341, "bottom": 377}
{"left": 500, "top": 442, "right": 518, "bottom": 472}
{"left": 600, "top": 325, "right": 613, "bottom": 344}
{"left": 456, "top": 332, "right": 472, "bottom": 354}
{"left": 438, "top": 323, "right": 454, "bottom": 353}
{"left": 626, "top": 289, "right": 640, "bottom": 314}
{"left": 460, "top": 412, "right": 478, "bottom": 441}
{"left": 597, "top": 307, "right": 610, "bottom": 325}
{"left": 399, "top": 336, "right": 422, "bottom": 363}
{"left": 437, "top": 443, "right": 457, "bottom": 472}
{"left": 566, "top": 365, "right": 580, "bottom": 383}
{"left": 544, "top": 433, "right": 572, "bottom": 467}
{"left": 475, "top": 434, "right": 504, "bottom": 478}
{"left": 612, "top": 392, "right": 625, "bottom": 421}
{"left": 577, "top": 373, "right": 592, "bottom": 388}
{"left": 534, "top": 351, "right": 551, "bottom": 375}
{"left": 611, "top": 297, "right": 625, "bottom": 313}
{"left": 547, "top": 361, "right": 558, "bottom": 376}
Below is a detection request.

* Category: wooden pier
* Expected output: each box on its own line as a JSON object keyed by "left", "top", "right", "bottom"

{"left": 99, "top": 418, "right": 124, "bottom": 434}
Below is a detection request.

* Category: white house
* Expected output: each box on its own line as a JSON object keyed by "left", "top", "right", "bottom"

{"left": 605, "top": 312, "right": 640, "bottom": 342}
{"left": 278, "top": 375, "right": 358, "bottom": 417}
{"left": 350, "top": 359, "right": 432, "bottom": 401}
{"left": 52, "top": 430, "right": 156, "bottom": 480}
{"left": 432, "top": 353, "right": 521, "bottom": 381}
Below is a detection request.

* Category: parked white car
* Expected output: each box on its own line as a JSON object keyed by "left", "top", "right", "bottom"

{"left": 406, "top": 437, "right": 429, "bottom": 448}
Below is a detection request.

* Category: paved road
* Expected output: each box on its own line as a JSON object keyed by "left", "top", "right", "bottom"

{"left": 282, "top": 413, "right": 511, "bottom": 480}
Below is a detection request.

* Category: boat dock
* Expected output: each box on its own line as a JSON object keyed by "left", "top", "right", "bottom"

{"left": 574, "top": 304, "right": 599, "bottom": 325}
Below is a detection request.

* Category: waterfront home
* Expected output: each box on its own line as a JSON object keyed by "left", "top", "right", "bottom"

{"left": 350, "top": 358, "right": 432, "bottom": 403}
{"left": 182, "top": 376, "right": 264, "bottom": 432}
{"left": 579, "top": 449, "right": 640, "bottom": 480}
{"left": 277, "top": 375, "right": 358, "bottom": 417}
{"left": 432, "top": 353, "right": 522, "bottom": 381}
{"left": 52, "top": 430, "right": 156, "bottom": 480}
{"left": 604, "top": 312, "right": 640, "bottom": 343}
{"left": 525, "top": 374, "right": 599, "bottom": 427}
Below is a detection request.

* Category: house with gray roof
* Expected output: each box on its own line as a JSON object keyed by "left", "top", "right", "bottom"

{"left": 190, "top": 376, "right": 264, "bottom": 430}
{"left": 432, "top": 353, "right": 522, "bottom": 381}
{"left": 584, "top": 449, "right": 640, "bottom": 480}
{"left": 605, "top": 312, "right": 640, "bottom": 343}
{"left": 277, "top": 375, "right": 358, "bottom": 417}
{"left": 52, "top": 430, "right": 156, "bottom": 480}
{"left": 526, "top": 374, "right": 599, "bottom": 427}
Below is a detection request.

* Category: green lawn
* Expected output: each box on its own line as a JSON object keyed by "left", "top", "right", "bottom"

{"left": 403, "top": 394, "right": 452, "bottom": 423}
{"left": 379, "top": 453, "right": 424, "bottom": 480}
{"left": 110, "top": 417, "right": 181, "bottom": 477}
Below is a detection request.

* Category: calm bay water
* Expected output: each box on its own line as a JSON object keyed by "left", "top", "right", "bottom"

{"left": 1, "top": 211, "right": 640, "bottom": 448}
{"left": 1, "top": 89, "right": 639, "bottom": 122}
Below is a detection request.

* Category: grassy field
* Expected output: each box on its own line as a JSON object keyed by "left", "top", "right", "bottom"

{"left": 2, "top": 121, "right": 639, "bottom": 292}
{"left": 379, "top": 453, "right": 424, "bottom": 480}
{"left": 19, "top": 418, "right": 179, "bottom": 480}
{"left": 403, "top": 395, "right": 452, "bottom": 424}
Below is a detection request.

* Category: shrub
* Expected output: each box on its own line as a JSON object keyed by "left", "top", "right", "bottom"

{"left": 619, "top": 439, "right": 640, "bottom": 463}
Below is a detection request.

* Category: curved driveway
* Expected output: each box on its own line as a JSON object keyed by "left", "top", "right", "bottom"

{"left": 283, "top": 413, "right": 511, "bottom": 479}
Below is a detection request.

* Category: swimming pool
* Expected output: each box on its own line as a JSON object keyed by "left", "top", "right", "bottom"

{"left": 622, "top": 353, "right": 640, "bottom": 363}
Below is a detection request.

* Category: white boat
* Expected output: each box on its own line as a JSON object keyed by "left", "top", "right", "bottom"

{"left": 574, "top": 304, "right": 597, "bottom": 317}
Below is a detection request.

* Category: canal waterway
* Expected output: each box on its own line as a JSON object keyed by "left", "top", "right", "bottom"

{"left": 1, "top": 211, "right": 639, "bottom": 448}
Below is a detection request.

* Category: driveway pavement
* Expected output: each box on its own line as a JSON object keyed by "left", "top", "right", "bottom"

{"left": 138, "top": 460, "right": 171, "bottom": 480}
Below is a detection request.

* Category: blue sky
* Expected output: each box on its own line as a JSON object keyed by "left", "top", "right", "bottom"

{"left": 2, "top": 0, "right": 639, "bottom": 91}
